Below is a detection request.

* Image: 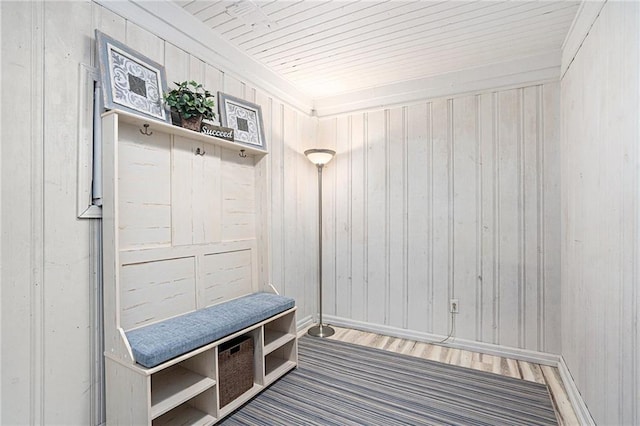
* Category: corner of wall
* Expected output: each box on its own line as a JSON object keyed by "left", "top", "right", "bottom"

{"left": 556, "top": 357, "right": 596, "bottom": 425}
{"left": 560, "top": 0, "right": 607, "bottom": 78}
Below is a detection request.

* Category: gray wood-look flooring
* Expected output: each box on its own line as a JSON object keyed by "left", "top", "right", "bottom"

{"left": 324, "top": 326, "right": 578, "bottom": 426}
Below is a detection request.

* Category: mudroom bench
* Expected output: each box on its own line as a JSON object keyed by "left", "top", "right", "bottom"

{"left": 127, "top": 292, "right": 296, "bottom": 369}
{"left": 101, "top": 111, "right": 298, "bottom": 425}
{"left": 105, "top": 292, "right": 298, "bottom": 425}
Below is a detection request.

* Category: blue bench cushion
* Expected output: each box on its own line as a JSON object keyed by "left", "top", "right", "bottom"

{"left": 126, "top": 292, "right": 295, "bottom": 368}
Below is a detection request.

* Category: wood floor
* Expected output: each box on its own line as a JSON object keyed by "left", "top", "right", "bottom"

{"left": 324, "top": 326, "right": 579, "bottom": 426}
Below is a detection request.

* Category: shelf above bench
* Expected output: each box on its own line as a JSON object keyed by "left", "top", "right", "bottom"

{"left": 102, "top": 109, "right": 268, "bottom": 156}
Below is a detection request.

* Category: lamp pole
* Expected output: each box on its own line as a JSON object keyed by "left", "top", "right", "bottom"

{"left": 305, "top": 149, "right": 335, "bottom": 338}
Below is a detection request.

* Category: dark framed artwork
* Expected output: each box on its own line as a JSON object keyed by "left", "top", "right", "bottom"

{"left": 96, "top": 30, "right": 170, "bottom": 123}
{"left": 218, "top": 92, "right": 266, "bottom": 151}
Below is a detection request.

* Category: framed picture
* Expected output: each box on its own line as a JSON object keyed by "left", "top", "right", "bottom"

{"left": 218, "top": 92, "right": 266, "bottom": 151}
{"left": 96, "top": 30, "right": 170, "bottom": 123}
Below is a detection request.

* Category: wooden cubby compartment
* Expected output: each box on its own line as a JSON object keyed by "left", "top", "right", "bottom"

{"left": 153, "top": 387, "right": 217, "bottom": 426}
{"left": 151, "top": 348, "right": 217, "bottom": 421}
{"left": 265, "top": 339, "right": 297, "bottom": 385}
{"left": 263, "top": 310, "right": 298, "bottom": 385}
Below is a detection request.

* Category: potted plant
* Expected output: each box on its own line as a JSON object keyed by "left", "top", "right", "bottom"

{"left": 163, "top": 80, "right": 216, "bottom": 131}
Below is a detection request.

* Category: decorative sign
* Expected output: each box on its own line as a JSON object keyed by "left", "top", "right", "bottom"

{"left": 201, "top": 122, "right": 234, "bottom": 142}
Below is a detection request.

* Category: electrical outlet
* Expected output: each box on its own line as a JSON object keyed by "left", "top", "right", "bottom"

{"left": 450, "top": 298, "right": 459, "bottom": 313}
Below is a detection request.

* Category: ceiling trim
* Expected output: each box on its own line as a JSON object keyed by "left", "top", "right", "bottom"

{"left": 94, "top": 0, "right": 314, "bottom": 114}
{"left": 560, "top": 0, "right": 607, "bottom": 78}
{"left": 313, "top": 51, "right": 562, "bottom": 117}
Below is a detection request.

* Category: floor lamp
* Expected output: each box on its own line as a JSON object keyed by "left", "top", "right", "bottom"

{"left": 305, "top": 148, "right": 336, "bottom": 338}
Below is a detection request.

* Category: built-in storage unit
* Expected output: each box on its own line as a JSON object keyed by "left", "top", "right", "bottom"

{"left": 102, "top": 110, "right": 297, "bottom": 425}
{"left": 106, "top": 309, "right": 297, "bottom": 425}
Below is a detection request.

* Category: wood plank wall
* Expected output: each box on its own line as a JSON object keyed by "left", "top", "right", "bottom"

{"left": 0, "top": 2, "right": 316, "bottom": 424}
{"left": 10, "top": 1, "right": 637, "bottom": 425}
{"left": 97, "top": 1, "right": 317, "bottom": 320}
{"left": 317, "top": 84, "right": 562, "bottom": 353}
{"left": 97, "top": 3, "right": 318, "bottom": 318}
{"left": 561, "top": 2, "right": 639, "bottom": 424}
{"left": 1, "top": 2, "right": 47, "bottom": 423}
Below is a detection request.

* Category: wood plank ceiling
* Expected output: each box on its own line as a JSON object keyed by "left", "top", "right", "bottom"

{"left": 174, "top": 0, "right": 580, "bottom": 99}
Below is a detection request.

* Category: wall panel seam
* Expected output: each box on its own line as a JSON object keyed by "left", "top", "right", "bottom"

{"left": 347, "top": 115, "right": 353, "bottom": 320}
{"left": 280, "top": 104, "right": 285, "bottom": 297}
{"left": 519, "top": 88, "right": 526, "bottom": 349}
{"left": 493, "top": 91, "right": 500, "bottom": 345}
{"left": 537, "top": 85, "right": 545, "bottom": 352}
{"left": 385, "top": 109, "right": 390, "bottom": 325}
{"left": 403, "top": 106, "right": 409, "bottom": 330}
{"left": 30, "top": 1, "right": 45, "bottom": 423}
{"left": 634, "top": 25, "right": 640, "bottom": 420}
{"left": 634, "top": 10, "right": 640, "bottom": 417}
{"left": 475, "top": 94, "right": 482, "bottom": 342}
{"left": 333, "top": 117, "right": 338, "bottom": 315}
{"left": 428, "top": 102, "right": 434, "bottom": 332}
{"left": 448, "top": 99, "right": 454, "bottom": 334}
{"left": 363, "top": 112, "right": 369, "bottom": 322}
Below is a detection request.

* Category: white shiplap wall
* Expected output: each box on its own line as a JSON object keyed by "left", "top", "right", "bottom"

{"left": 318, "top": 84, "right": 562, "bottom": 353}
{"left": 0, "top": 1, "right": 316, "bottom": 424}
{"left": 8, "top": 1, "right": 637, "bottom": 425}
{"left": 1, "top": 2, "right": 47, "bottom": 423}
{"left": 561, "top": 2, "right": 640, "bottom": 424}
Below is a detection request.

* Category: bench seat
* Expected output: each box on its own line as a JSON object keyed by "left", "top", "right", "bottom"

{"left": 125, "top": 292, "right": 295, "bottom": 368}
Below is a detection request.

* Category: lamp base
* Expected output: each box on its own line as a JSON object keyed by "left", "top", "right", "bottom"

{"left": 307, "top": 324, "right": 335, "bottom": 338}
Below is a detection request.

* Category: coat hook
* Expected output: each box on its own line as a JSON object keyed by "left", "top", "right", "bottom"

{"left": 195, "top": 147, "right": 206, "bottom": 156}
{"left": 139, "top": 123, "right": 153, "bottom": 136}
{"left": 239, "top": 149, "right": 247, "bottom": 158}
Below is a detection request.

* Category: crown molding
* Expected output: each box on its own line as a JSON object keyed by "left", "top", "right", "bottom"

{"left": 94, "top": 0, "right": 313, "bottom": 114}
{"left": 313, "top": 51, "right": 561, "bottom": 117}
{"left": 561, "top": 0, "right": 607, "bottom": 78}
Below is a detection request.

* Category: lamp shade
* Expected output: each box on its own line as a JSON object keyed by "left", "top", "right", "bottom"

{"left": 304, "top": 149, "right": 335, "bottom": 166}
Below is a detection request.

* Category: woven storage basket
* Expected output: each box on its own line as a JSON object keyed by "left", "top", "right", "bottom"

{"left": 218, "top": 335, "right": 254, "bottom": 407}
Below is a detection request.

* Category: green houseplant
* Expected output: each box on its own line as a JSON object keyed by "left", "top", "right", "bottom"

{"left": 163, "top": 80, "right": 216, "bottom": 131}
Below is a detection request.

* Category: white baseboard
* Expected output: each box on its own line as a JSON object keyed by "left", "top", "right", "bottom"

{"left": 557, "top": 356, "right": 596, "bottom": 425}
{"left": 324, "top": 315, "right": 560, "bottom": 365}
{"left": 322, "top": 314, "right": 594, "bottom": 425}
{"left": 296, "top": 315, "right": 314, "bottom": 336}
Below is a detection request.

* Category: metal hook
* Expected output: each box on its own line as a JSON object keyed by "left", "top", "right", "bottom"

{"left": 195, "top": 147, "right": 206, "bottom": 156}
{"left": 139, "top": 123, "right": 153, "bottom": 136}
{"left": 239, "top": 149, "right": 247, "bottom": 158}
